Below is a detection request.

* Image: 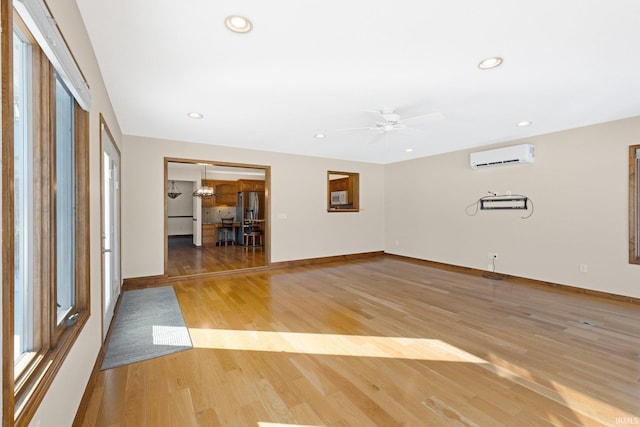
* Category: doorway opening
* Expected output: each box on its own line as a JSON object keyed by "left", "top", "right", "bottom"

{"left": 164, "top": 158, "right": 270, "bottom": 278}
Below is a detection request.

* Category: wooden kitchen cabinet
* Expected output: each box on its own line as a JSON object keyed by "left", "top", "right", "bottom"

{"left": 199, "top": 179, "right": 238, "bottom": 206}
{"left": 214, "top": 181, "right": 238, "bottom": 206}
{"left": 329, "top": 177, "right": 349, "bottom": 192}
{"left": 327, "top": 171, "right": 359, "bottom": 212}
{"left": 237, "top": 179, "right": 265, "bottom": 192}
{"left": 202, "top": 224, "right": 217, "bottom": 246}
{"left": 200, "top": 180, "right": 216, "bottom": 207}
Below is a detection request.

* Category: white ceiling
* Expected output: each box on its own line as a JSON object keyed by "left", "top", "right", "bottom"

{"left": 76, "top": 0, "right": 640, "bottom": 164}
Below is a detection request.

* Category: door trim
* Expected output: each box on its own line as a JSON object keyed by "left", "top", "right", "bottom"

{"left": 164, "top": 157, "right": 271, "bottom": 278}
{"left": 99, "top": 114, "right": 121, "bottom": 341}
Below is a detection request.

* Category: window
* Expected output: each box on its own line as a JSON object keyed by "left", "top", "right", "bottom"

{"left": 3, "top": 9, "right": 90, "bottom": 426}
{"left": 13, "top": 24, "right": 36, "bottom": 369}
{"left": 327, "top": 171, "right": 360, "bottom": 212}
{"left": 631, "top": 145, "right": 640, "bottom": 264}
{"left": 55, "top": 73, "right": 76, "bottom": 325}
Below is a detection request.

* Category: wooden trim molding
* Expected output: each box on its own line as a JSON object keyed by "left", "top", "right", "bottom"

{"left": 2, "top": 1, "right": 16, "bottom": 426}
{"left": 630, "top": 144, "right": 640, "bottom": 265}
{"left": 71, "top": 288, "right": 124, "bottom": 427}
{"left": 123, "top": 251, "right": 385, "bottom": 291}
{"left": 327, "top": 170, "right": 360, "bottom": 212}
{"left": 122, "top": 274, "right": 170, "bottom": 290}
{"left": 270, "top": 250, "right": 382, "bottom": 269}
{"left": 126, "top": 251, "right": 638, "bottom": 304}
{"left": 15, "top": 97, "right": 91, "bottom": 427}
{"left": 163, "top": 157, "right": 272, "bottom": 279}
{"left": 99, "top": 114, "right": 121, "bottom": 340}
{"left": 2, "top": 8, "right": 92, "bottom": 422}
{"left": 385, "top": 253, "right": 640, "bottom": 305}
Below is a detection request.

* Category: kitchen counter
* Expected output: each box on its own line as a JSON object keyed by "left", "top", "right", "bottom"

{"left": 202, "top": 222, "right": 240, "bottom": 246}
{"left": 203, "top": 221, "right": 240, "bottom": 227}
{"left": 202, "top": 221, "right": 240, "bottom": 226}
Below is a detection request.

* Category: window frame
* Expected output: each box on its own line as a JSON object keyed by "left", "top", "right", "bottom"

{"left": 327, "top": 171, "right": 360, "bottom": 212}
{"left": 2, "top": 6, "right": 91, "bottom": 426}
{"left": 54, "top": 71, "right": 77, "bottom": 328}
{"left": 630, "top": 144, "right": 640, "bottom": 265}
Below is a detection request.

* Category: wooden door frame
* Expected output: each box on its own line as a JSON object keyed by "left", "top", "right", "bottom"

{"left": 99, "top": 114, "right": 122, "bottom": 341}
{"left": 164, "top": 157, "right": 271, "bottom": 278}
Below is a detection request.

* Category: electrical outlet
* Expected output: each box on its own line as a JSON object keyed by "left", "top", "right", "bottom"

{"left": 487, "top": 252, "right": 498, "bottom": 260}
{"left": 580, "top": 264, "right": 588, "bottom": 273}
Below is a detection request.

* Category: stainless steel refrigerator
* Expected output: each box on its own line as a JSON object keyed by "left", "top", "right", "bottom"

{"left": 236, "top": 191, "right": 265, "bottom": 244}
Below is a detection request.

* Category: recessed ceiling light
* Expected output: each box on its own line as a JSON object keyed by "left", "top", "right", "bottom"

{"left": 225, "top": 15, "right": 252, "bottom": 33}
{"left": 314, "top": 133, "right": 326, "bottom": 139}
{"left": 516, "top": 121, "right": 532, "bottom": 127}
{"left": 478, "top": 57, "right": 503, "bottom": 70}
{"left": 187, "top": 112, "right": 203, "bottom": 119}
{"left": 405, "top": 148, "right": 413, "bottom": 152}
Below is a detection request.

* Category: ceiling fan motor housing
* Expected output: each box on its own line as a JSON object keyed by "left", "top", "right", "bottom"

{"left": 381, "top": 113, "right": 400, "bottom": 122}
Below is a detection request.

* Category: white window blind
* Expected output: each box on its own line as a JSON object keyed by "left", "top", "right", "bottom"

{"left": 13, "top": 0, "right": 91, "bottom": 110}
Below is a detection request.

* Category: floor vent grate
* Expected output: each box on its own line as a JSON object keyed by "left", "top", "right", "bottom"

{"left": 579, "top": 320, "right": 597, "bottom": 327}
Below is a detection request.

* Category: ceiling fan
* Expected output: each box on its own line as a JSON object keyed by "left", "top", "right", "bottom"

{"left": 339, "top": 107, "right": 444, "bottom": 142}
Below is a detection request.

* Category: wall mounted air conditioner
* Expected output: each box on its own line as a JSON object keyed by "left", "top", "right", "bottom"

{"left": 470, "top": 144, "right": 535, "bottom": 169}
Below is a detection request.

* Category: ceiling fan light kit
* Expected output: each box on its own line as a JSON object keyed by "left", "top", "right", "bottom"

{"left": 339, "top": 107, "right": 445, "bottom": 144}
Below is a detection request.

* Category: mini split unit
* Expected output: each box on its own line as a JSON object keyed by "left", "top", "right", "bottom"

{"left": 470, "top": 144, "right": 535, "bottom": 169}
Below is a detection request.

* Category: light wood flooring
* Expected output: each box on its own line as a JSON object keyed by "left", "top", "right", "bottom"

{"left": 78, "top": 256, "right": 640, "bottom": 426}
{"left": 167, "top": 236, "right": 266, "bottom": 276}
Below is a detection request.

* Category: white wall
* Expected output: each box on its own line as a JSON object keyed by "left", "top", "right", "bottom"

{"left": 167, "top": 163, "right": 203, "bottom": 243}
{"left": 122, "top": 135, "right": 386, "bottom": 278}
{"left": 385, "top": 116, "right": 640, "bottom": 299}
{"left": 167, "top": 180, "right": 193, "bottom": 235}
{"left": 27, "top": 0, "right": 123, "bottom": 425}
{"left": 12, "top": 3, "right": 636, "bottom": 425}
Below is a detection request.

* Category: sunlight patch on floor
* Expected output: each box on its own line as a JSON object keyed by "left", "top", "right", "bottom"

{"left": 188, "top": 328, "right": 487, "bottom": 363}
{"left": 258, "top": 423, "right": 323, "bottom": 427}
{"left": 189, "top": 328, "right": 638, "bottom": 426}
{"left": 484, "top": 353, "right": 638, "bottom": 425}
{"left": 152, "top": 325, "right": 192, "bottom": 346}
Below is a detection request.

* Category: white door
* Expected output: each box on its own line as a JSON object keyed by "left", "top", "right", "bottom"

{"left": 101, "top": 123, "right": 121, "bottom": 340}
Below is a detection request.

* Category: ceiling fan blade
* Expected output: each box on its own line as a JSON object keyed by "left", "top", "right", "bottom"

{"left": 337, "top": 126, "right": 376, "bottom": 132}
{"left": 402, "top": 126, "right": 428, "bottom": 134}
{"left": 364, "top": 109, "right": 385, "bottom": 121}
{"left": 400, "top": 111, "right": 445, "bottom": 124}
{"left": 368, "top": 132, "right": 386, "bottom": 145}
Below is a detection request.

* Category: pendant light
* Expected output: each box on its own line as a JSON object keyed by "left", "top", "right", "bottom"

{"left": 167, "top": 181, "right": 182, "bottom": 199}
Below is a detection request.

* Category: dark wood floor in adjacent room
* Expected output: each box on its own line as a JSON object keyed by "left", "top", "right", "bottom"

{"left": 167, "top": 235, "right": 266, "bottom": 276}
{"left": 78, "top": 256, "right": 640, "bottom": 426}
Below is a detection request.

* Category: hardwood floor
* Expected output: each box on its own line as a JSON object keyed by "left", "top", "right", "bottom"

{"left": 78, "top": 256, "right": 640, "bottom": 426}
{"left": 167, "top": 236, "right": 266, "bottom": 276}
